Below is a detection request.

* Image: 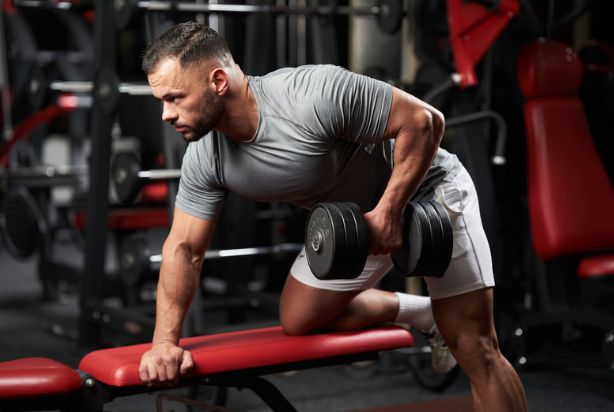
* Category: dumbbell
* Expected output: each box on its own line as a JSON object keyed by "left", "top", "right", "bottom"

{"left": 111, "top": 152, "right": 180, "bottom": 204}
{"left": 305, "top": 201, "right": 453, "bottom": 280}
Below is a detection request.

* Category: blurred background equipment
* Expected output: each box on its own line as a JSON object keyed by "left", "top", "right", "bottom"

{"left": 0, "top": 0, "right": 613, "bottom": 411}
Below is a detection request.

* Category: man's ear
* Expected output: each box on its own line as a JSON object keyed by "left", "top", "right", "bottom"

{"left": 210, "top": 68, "right": 229, "bottom": 96}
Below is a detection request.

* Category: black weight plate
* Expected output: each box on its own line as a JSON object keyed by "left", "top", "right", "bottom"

{"left": 391, "top": 203, "right": 415, "bottom": 275}
{"left": 328, "top": 203, "right": 355, "bottom": 278}
{"left": 0, "top": 190, "right": 46, "bottom": 259}
{"left": 411, "top": 202, "right": 434, "bottom": 277}
{"left": 345, "top": 202, "right": 369, "bottom": 273}
{"left": 390, "top": 206, "right": 410, "bottom": 275}
{"left": 111, "top": 152, "right": 142, "bottom": 204}
{"left": 392, "top": 202, "right": 423, "bottom": 276}
{"left": 95, "top": 65, "right": 120, "bottom": 115}
{"left": 335, "top": 203, "right": 367, "bottom": 278}
{"left": 119, "top": 235, "right": 151, "bottom": 287}
{"left": 306, "top": 203, "right": 345, "bottom": 280}
{"left": 420, "top": 201, "right": 445, "bottom": 277}
{"left": 429, "top": 200, "right": 453, "bottom": 277}
{"left": 326, "top": 204, "right": 352, "bottom": 278}
{"left": 377, "top": 0, "right": 404, "bottom": 34}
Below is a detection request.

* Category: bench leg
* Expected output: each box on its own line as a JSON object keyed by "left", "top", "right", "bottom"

{"left": 209, "top": 374, "right": 298, "bottom": 412}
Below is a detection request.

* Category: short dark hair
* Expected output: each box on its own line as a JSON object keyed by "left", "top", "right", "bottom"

{"left": 142, "top": 22, "right": 232, "bottom": 74}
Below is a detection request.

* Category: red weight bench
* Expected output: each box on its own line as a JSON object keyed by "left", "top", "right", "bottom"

{"left": 514, "top": 38, "right": 614, "bottom": 364}
{"left": 0, "top": 357, "right": 82, "bottom": 412}
{"left": 0, "top": 325, "right": 413, "bottom": 412}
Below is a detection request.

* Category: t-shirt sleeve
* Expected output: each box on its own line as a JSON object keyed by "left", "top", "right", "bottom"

{"left": 311, "top": 66, "right": 394, "bottom": 144}
{"left": 175, "top": 138, "right": 227, "bottom": 221}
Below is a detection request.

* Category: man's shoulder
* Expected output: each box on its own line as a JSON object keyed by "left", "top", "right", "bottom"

{"left": 183, "top": 133, "right": 216, "bottom": 163}
{"left": 260, "top": 64, "right": 349, "bottom": 81}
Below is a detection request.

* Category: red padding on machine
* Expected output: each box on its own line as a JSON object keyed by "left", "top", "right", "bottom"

{"left": 518, "top": 39, "right": 584, "bottom": 97}
{"left": 140, "top": 182, "right": 169, "bottom": 204}
{"left": 79, "top": 325, "right": 413, "bottom": 387}
{"left": 577, "top": 255, "right": 614, "bottom": 279}
{"left": 73, "top": 207, "right": 170, "bottom": 231}
{"left": 0, "top": 357, "right": 82, "bottom": 399}
{"left": 523, "top": 98, "right": 614, "bottom": 258}
{"left": 519, "top": 39, "right": 614, "bottom": 259}
{"left": 447, "top": 0, "right": 520, "bottom": 87}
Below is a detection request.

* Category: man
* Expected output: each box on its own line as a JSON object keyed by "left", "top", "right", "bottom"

{"left": 139, "top": 22, "right": 527, "bottom": 411}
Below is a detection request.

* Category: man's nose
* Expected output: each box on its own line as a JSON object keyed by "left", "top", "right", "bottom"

{"left": 161, "top": 103, "right": 177, "bottom": 123}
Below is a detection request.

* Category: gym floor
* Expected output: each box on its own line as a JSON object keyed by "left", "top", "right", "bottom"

{"left": 2, "top": 247, "right": 614, "bottom": 412}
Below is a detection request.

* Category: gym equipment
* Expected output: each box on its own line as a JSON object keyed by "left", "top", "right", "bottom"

{"left": 412, "top": 0, "right": 522, "bottom": 290}
{"left": 118, "top": 233, "right": 303, "bottom": 287}
{"left": 0, "top": 103, "right": 78, "bottom": 167}
{"left": 447, "top": 0, "right": 520, "bottom": 87}
{"left": 48, "top": 76, "right": 150, "bottom": 115}
{"left": 305, "top": 199, "right": 453, "bottom": 280}
{"left": 0, "top": 325, "right": 414, "bottom": 412}
{"left": 1, "top": 164, "right": 87, "bottom": 187}
{"left": 111, "top": 152, "right": 180, "bottom": 204}
{"left": 49, "top": 80, "right": 151, "bottom": 95}
{"left": 0, "top": 189, "right": 47, "bottom": 258}
{"left": 507, "top": 39, "right": 614, "bottom": 369}
{"left": 113, "top": 0, "right": 404, "bottom": 34}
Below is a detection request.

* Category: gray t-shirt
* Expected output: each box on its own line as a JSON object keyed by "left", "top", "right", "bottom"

{"left": 176, "top": 65, "right": 460, "bottom": 220}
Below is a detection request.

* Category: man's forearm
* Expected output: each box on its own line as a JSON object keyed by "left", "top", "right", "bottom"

{"left": 378, "top": 109, "right": 443, "bottom": 217}
{"left": 152, "top": 248, "right": 203, "bottom": 345}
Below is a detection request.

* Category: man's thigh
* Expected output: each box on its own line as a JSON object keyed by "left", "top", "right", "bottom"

{"left": 280, "top": 251, "right": 393, "bottom": 334}
{"left": 426, "top": 167, "right": 496, "bottom": 300}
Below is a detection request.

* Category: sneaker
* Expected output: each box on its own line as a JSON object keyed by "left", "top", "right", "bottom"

{"left": 422, "top": 325, "right": 457, "bottom": 374}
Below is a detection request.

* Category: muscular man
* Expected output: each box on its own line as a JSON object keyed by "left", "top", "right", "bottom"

{"left": 138, "top": 22, "right": 527, "bottom": 411}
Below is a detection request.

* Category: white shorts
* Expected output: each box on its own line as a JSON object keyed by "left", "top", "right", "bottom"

{"left": 290, "top": 166, "right": 495, "bottom": 300}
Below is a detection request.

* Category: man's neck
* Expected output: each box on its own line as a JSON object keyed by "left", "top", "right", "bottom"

{"left": 215, "top": 71, "right": 258, "bottom": 142}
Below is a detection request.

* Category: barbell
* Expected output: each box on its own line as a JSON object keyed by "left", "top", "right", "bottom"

{"left": 110, "top": 152, "right": 180, "bottom": 204}
{"left": 51, "top": 74, "right": 149, "bottom": 114}
{"left": 1, "top": 164, "right": 87, "bottom": 188}
{"left": 5, "top": 63, "right": 149, "bottom": 117}
{"left": 119, "top": 234, "right": 303, "bottom": 286}
{"left": 114, "top": 0, "right": 404, "bottom": 34}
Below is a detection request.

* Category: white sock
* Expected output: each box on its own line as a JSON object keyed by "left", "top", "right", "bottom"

{"left": 394, "top": 292, "right": 435, "bottom": 333}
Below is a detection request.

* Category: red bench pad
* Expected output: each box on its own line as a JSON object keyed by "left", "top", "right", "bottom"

{"left": 0, "top": 357, "right": 82, "bottom": 399}
{"left": 577, "top": 255, "right": 614, "bottom": 278}
{"left": 79, "top": 325, "right": 414, "bottom": 387}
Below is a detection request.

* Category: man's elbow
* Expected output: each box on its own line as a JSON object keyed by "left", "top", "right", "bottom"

{"left": 431, "top": 108, "right": 445, "bottom": 141}
{"left": 414, "top": 108, "right": 445, "bottom": 146}
{"left": 162, "top": 239, "right": 203, "bottom": 270}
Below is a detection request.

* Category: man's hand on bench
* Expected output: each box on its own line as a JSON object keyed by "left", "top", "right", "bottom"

{"left": 139, "top": 342, "right": 194, "bottom": 386}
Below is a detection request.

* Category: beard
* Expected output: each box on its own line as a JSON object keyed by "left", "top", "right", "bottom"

{"left": 182, "top": 89, "right": 224, "bottom": 143}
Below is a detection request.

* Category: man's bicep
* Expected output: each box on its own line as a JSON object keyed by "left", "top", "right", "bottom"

{"left": 166, "top": 207, "right": 217, "bottom": 258}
